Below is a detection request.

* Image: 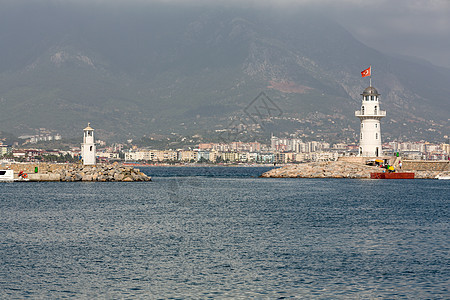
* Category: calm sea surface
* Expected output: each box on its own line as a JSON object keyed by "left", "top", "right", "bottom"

{"left": 1, "top": 167, "right": 449, "bottom": 299}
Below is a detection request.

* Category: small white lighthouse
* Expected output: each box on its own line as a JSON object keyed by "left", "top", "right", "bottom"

{"left": 355, "top": 86, "right": 386, "bottom": 157}
{"left": 81, "top": 123, "right": 96, "bottom": 165}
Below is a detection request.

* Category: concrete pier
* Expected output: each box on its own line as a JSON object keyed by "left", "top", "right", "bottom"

{"left": 27, "top": 173, "right": 61, "bottom": 181}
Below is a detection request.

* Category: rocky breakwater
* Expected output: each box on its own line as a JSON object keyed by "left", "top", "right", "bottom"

{"left": 53, "top": 164, "right": 151, "bottom": 182}
{"left": 260, "top": 161, "right": 383, "bottom": 179}
{"left": 414, "top": 170, "right": 450, "bottom": 179}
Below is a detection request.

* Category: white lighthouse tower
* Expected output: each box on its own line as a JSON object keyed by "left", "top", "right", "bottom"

{"left": 355, "top": 86, "right": 386, "bottom": 157}
{"left": 81, "top": 123, "right": 96, "bottom": 165}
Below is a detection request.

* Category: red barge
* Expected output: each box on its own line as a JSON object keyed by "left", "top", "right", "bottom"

{"left": 370, "top": 172, "right": 415, "bottom": 179}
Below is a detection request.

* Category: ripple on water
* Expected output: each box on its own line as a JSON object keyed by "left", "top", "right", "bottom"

{"left": 0, "top": 172, "right": 449, "bottom": 298}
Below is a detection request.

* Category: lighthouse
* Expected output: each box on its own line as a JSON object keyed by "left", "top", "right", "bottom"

{"left": 81, "top": 123, "right": 96, "bottom": 165}
{"left": 355, "top": 86, "right": 386, "bottom": 157}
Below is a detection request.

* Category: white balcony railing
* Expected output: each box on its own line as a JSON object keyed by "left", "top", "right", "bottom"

{"left": 355, "top": 110, "right": 386, "bottom": 117}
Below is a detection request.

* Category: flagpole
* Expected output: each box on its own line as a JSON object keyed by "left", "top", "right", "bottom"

{"left": 369, "top": 65, "right": 372, "bottom": 87}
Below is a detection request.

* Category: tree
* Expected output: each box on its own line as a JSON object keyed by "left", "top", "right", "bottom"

{"left": 198, "top": 157, "right": 209, "bottom": 164}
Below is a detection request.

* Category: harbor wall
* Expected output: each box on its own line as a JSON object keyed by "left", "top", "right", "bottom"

{"left": 26, "top": 173, "right": 61, "bottom": 181}
{"left": 402, "top": 160, "right": 449, "bottom": 171}
{"left": 337, "top": 157, "right": 366, "bottom": 164}
{"left": 2, "top": 162, "right": 73, "bottom": 173}
{"left": 338, "top": 156, "right": 394, "bottom": 164}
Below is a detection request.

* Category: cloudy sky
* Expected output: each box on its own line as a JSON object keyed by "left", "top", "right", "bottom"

{"left": 221, "top": 0, "right": 450, "bottom": 68}
{"left": 324, "top": 0, "right": 450, "bottom": 68}
{"left": 2, "top": 0, "right": 450, "bottom": 68}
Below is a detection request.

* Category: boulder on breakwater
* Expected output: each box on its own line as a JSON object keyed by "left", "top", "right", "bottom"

{"left": 260, "top": 161, "right": 380, "bottom": 178}
{"left": 55, "top": 164, "right": 151, "bottom": 182}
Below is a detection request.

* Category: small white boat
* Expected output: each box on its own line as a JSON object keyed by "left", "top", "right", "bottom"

{"left": 0, "top": 169, "right": 14, "bottom": 182}
{"left": 0, "top": 169, "right": 30, "bottom": 182}
{"left": 436, "top": 174, "right": 450, "bottom": 180}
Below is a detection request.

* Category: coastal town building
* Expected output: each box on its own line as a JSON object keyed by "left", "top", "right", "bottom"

{"left": 124, "top": 150, "right": 178, "bottom": 162}
{"left": 81, "top": 123, "right": 96, "bottom": 165}
{"left": 96, "top": 151, "right": 120, "bottom": 160}
{"left": 271, "top": 135, "right": 303, "bottom": 152}
{"left": 208, "top": 150, "right": 219, "bottom": 162}
{"left": 257, "top": 153, "right": 274, "bottom": 163}
{"left": 442, "top": 143, "right": 450, "bottom": 154}
{"left": 124, "top": 151, "right": 146, "bottom": 161}
{"left": 221, "top": 152, "right": 240, "bottom": 162}
{"left": 12, "top": 150, "right": 26, "bottom": 159}
{"left": 18, "top": 129, "right": 62, "bottom": 144}
{"left": 270, "top": 135, "right": 330, "bottom": 153}
{"left": 156, "top": 150, "right": 178, "bottom": 161}
{"left": 355, "top": 86, "right": 386, "bottom": 157}
{"left": 178, "top": 150, "right": 197, "bottom": 162}
{"left": 197, "top": 151, "right": 211, "bottom": 162}
{"left": 0, "top": 144, "right": 11, "bottom": 156}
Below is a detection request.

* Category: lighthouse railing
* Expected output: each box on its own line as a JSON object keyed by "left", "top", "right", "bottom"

{"left": 355, "top": 110, "right": 386, "bottom": 117}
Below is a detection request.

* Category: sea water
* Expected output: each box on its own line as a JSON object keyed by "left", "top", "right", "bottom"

{"left": 1, "top": 167, "right": 449, "bottom": 298}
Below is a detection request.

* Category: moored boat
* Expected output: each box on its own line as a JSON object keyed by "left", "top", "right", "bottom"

{"left": 0, "top": 169, "right": 14, "bottom": 182}
{"left": 0, "top": 169, "right": 30, "bottom": 182}
{"left": 370, "top": 172, "right": 415, "bottom": 179}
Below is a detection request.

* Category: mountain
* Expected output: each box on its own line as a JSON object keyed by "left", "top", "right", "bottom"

{"left": 0, "top": 2, "right": 449, "bottom": 143}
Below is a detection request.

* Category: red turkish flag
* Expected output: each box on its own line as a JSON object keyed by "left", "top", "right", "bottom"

{"left": 361, "top": 67, "right": 371, "bottom": 77}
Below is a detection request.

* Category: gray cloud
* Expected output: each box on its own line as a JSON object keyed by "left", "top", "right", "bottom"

{"left": 3, "top": 0, "right": 449, "bottom": 68}
{"left": 327, "top": 0, "right": 450, "bottom": 67}
{"left": 98, "top": 0, "right": 450, "bottom": 67}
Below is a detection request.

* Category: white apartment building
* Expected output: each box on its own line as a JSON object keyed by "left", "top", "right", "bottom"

{"left": 178, "top": 150, "right": 197, "bottom": 162}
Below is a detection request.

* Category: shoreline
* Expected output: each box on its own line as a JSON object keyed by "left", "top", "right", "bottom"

{"left": 2, "top": 161, "right": 449, "bottom": 181}
{"left": 122, "top": 163, "right": 277, "bottom": 167}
